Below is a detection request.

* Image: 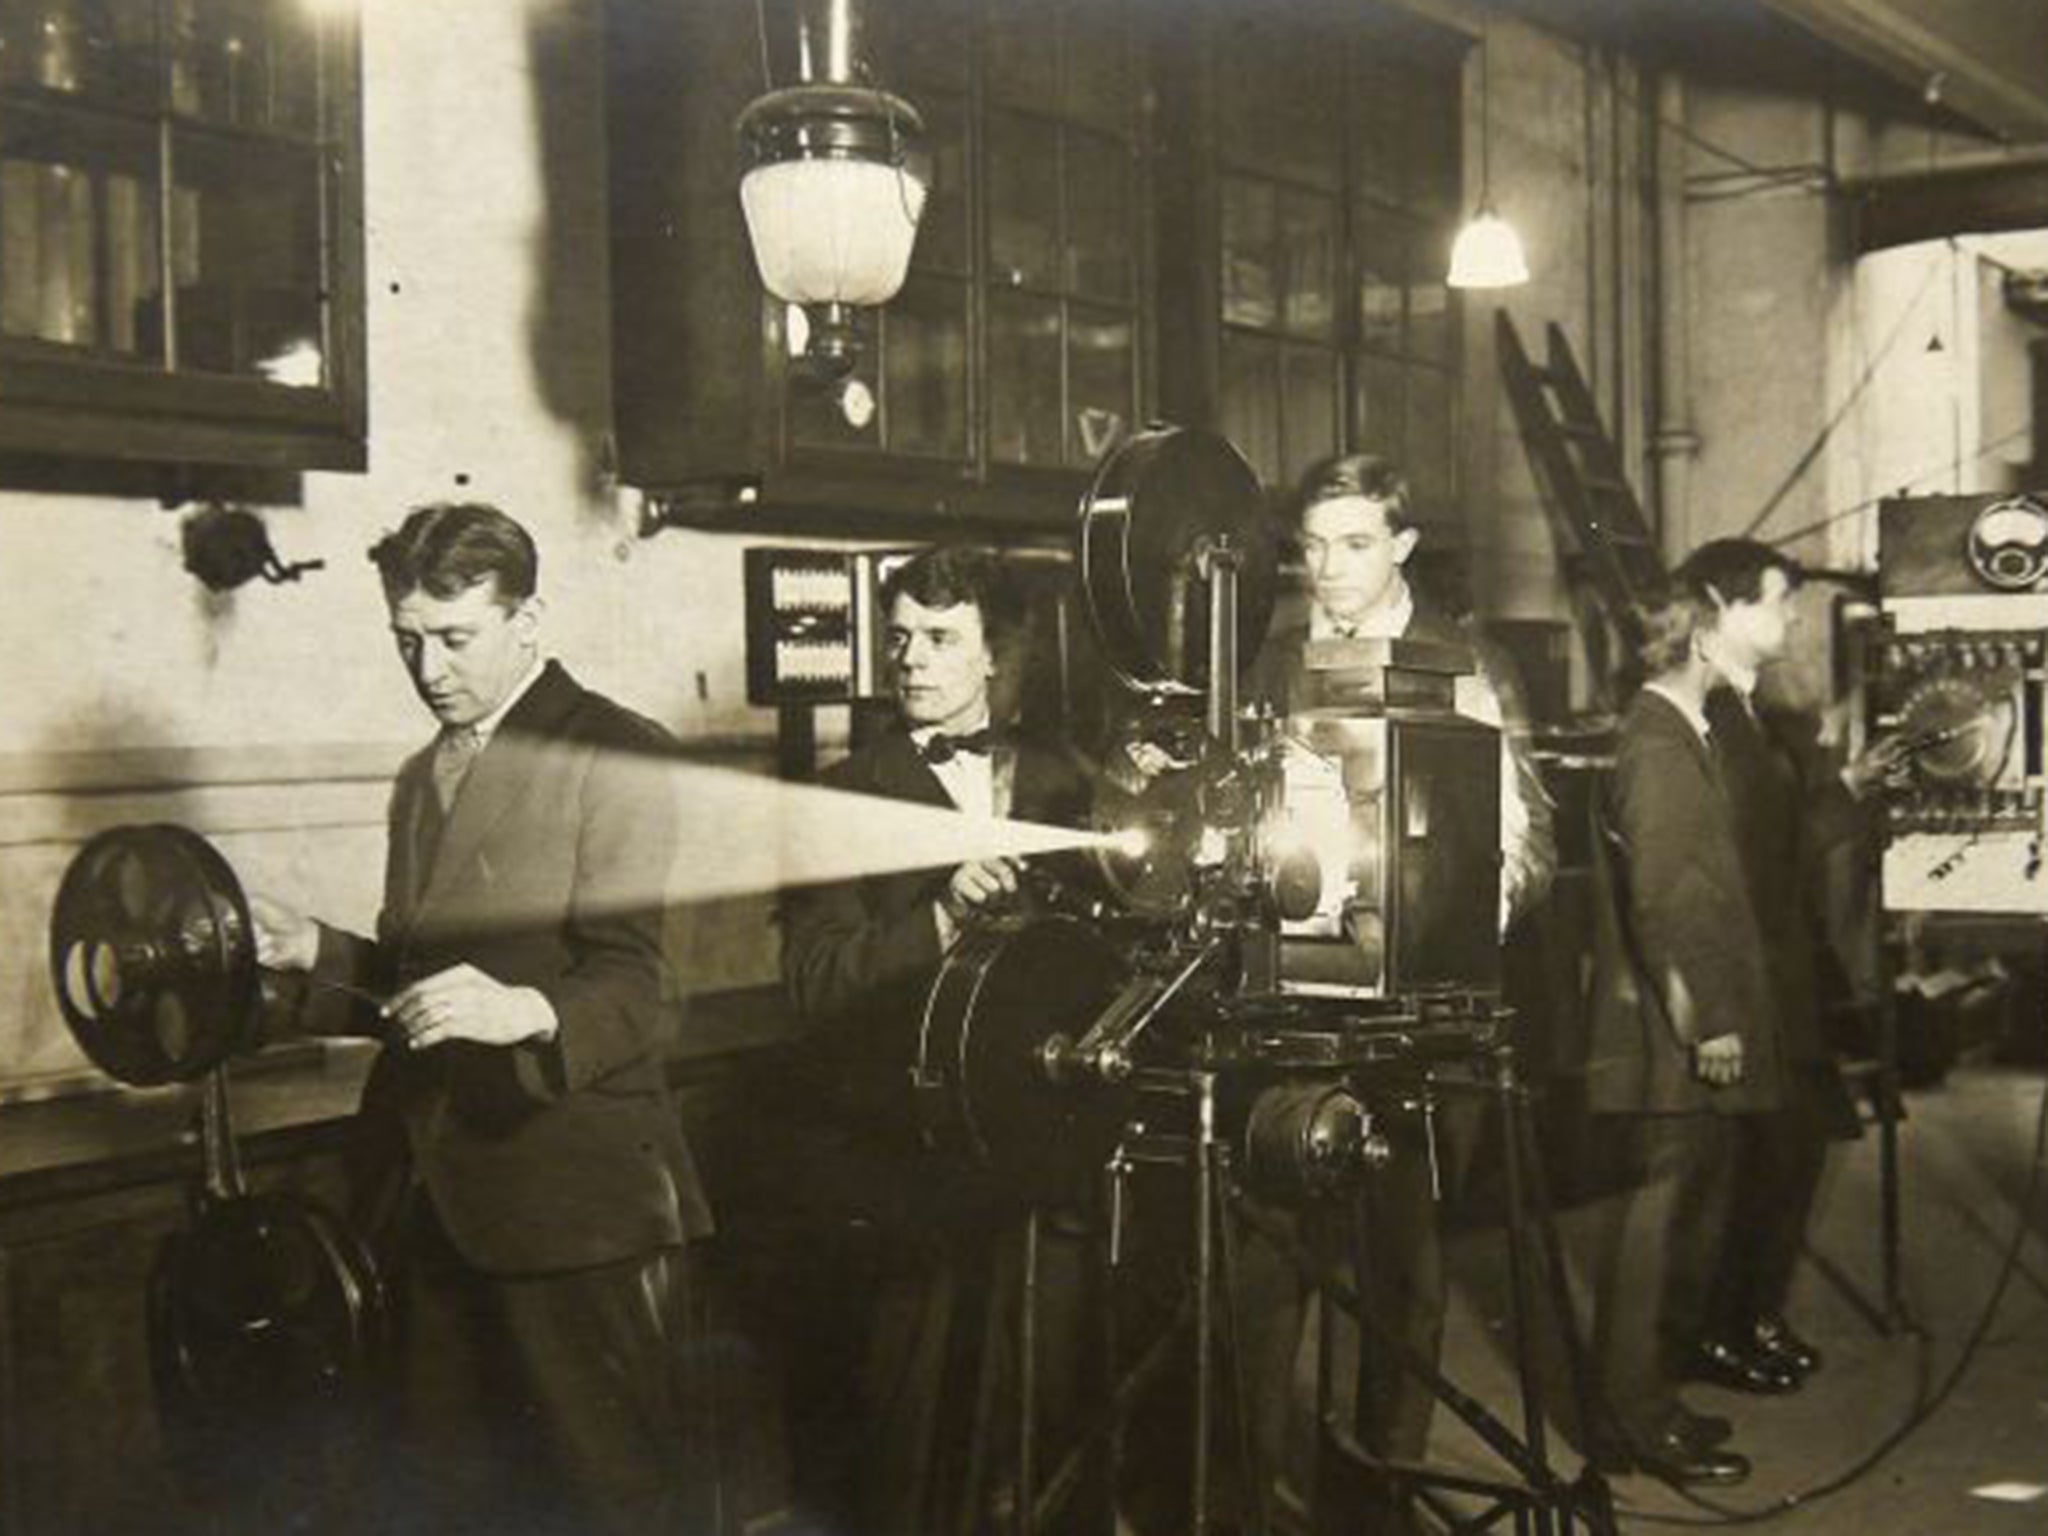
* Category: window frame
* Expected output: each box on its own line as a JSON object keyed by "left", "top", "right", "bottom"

{"left": 0, "top": 1, "right": 365, "bottom": 472}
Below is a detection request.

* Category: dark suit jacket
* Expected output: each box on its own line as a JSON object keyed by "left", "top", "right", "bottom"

{"left": 300, "top": 661, "right": 710, "bottom": 1275}
{"left": 779, "top": 727, "right": 1092, "bottom": 1145}
{"left": 1587, "top": 689, "right": 1783, "bottom": 1116}
{"left": 1705, "top": 687, "right": 1865, "bottom": 1065}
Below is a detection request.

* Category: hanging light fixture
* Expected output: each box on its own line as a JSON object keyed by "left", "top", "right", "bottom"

{"left": 1447, "top": 24, "right": 1529, "bottom": 290}
{"left": 737, "top": 0, "right": 930, "bottom": 376}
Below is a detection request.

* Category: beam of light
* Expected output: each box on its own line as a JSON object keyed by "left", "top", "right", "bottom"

{"left": 422, "top": 737, "right": 1140, "bottom": 917}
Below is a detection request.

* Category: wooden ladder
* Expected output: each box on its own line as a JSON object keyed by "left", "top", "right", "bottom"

{"left": 1496, "top": 311, "right": 1664, "bottom": 689}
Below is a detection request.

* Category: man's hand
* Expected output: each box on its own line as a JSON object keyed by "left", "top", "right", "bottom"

{"left": 935, "top": 857, "right": 1024, "bottom": 948}
{"left": 248, "top": 891, "right": 320, "bottom": 972}
{"left": 945, "top": 857, "right": 1022, "bottom": 918}
{"left": 1694, "top": 1033, "right": 1745, "bottom": 1087}
{"left": 1844, "top": 732, "right": 1913, "bottom": 798}
{"left": 383, "top": 963, "right": 558, "bottom": 1051}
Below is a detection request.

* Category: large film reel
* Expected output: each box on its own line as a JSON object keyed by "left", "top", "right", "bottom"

{"left": 916, "top": 915, "right": 1131, "bottom": 1203}
{"left": 1079, "top": 425, "right": 1278, "bottom": 696}
{"left": 49, "top": 824, "right": 261, "bottom": 1085}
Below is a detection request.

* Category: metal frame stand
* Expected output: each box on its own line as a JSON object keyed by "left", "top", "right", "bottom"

{"left": 1221, "top": 1045, "right": 1616, "bottom": 1536}
{"left": 982, "top": 1043, "right": 1615, "bottom": 1536}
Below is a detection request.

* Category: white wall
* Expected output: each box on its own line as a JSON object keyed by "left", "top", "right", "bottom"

{"left": 0, "top": 0, "right": 770, "bottom": 1092}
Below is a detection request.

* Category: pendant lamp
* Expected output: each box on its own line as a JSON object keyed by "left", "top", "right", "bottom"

{"left": 1447, "top": 25, "right": 1529, "bottom": 290}
{"left": 736, "top": 0, "right": 930, "bottom": 375}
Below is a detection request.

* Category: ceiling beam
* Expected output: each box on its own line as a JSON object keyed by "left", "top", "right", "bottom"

{"left": 1757, "top": 0, "right": 2048, "bottom": 140}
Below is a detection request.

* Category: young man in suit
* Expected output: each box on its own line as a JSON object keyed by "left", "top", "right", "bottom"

{"left": 1678, "top": 539, "right": 1902, "bottom": 1393}
{"left": 1587, "top": 577, "right": 1775, "bottom": 1487}
{"left": 249, "top": 502, "right": 709, "bottom": 1536}
{"left": 778, "top": 544, "right": 1093, "bottom": 1535}
{"left": 1233, "top": 454, "right": 1556, "bottom": 1530}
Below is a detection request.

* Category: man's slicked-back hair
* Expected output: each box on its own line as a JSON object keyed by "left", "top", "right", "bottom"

{"left": 1674, "top": 537, "right": 1801, "bottom": 610}
{"left": 368, "top": 502, "right": 539, "bottom": 608}
{"left": 1632, "top": 575, "right": 1718, "bottom": 680}
{"left": 1289, "top": 452, "right": 1413, "bottom": 534}
{"left": 880, "top": 544, "right": 1023, "bottom": 644}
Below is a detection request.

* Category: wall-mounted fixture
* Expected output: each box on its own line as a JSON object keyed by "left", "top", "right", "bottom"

{"left": 1447, "top": 25, "right": 1529, "bottom": 290}
{"left": 181, "top": 506, "right": 324, "bottom": 591}
{"left": 737, "top": 0, "right": 930, "bottom": 377}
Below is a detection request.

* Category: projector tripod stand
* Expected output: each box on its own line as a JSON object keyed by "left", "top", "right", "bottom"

{"left": 973, "top": 1043, "right": 1619, "bottom": 1536}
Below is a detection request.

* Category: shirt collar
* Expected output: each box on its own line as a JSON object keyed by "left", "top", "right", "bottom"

{"left": 1643, "top": 680, "right": 1714, "bottom": 744}
{"left": 1701, "top": 634, "right": 1759, "bottom": 701}
{"left": 466, "top": 655, "right": 545, "bottom": 745}
{"left": 1309, "top": 577, "right": 1413, "bottom": 642}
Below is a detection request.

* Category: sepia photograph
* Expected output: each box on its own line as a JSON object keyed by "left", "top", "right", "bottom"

{"left": 2, "top": 1, "right": 2046, "bottom": 1532}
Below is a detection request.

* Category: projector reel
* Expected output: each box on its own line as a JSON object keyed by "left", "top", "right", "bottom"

{"left": 49, "top": 824, "right": 262, "bottom": 1086}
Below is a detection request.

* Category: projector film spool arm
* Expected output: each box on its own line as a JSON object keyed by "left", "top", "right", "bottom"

{"left": 1040, "top": 936, "right": 1221, "bottom": 1085}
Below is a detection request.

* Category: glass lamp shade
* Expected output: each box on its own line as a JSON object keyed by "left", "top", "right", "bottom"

{"left": 1446, "top": 209, "right": 1530, "bottom": 290}
{"left": 737, "top": 83, "right": 929, "bottom": 308}
{"left": 740, "top": 157, "right": 927, "bottom": 306}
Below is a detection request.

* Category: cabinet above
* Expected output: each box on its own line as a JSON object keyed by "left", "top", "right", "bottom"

{"left": 606, "top": 0, "right": 1150, "bottom": 533}
{"left": 605, "top": 0, "right": 1469, "bottom": 536}
{"left": 0, "top": 0, "right": 366, "bottom": 473}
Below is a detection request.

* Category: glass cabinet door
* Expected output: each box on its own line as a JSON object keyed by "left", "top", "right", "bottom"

{"left": 0, "top": 0, "right": 363, "bottom": 468}
{"left": 982, "top": 0, "right": 1138, "bottom": 476}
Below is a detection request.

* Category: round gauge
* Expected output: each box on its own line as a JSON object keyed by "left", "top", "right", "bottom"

{"left": 1966, "top": 495, "right": 2048, "bottom": 591}
{"left": 1897, "top": 674, "right": 2003, "bottom": 784}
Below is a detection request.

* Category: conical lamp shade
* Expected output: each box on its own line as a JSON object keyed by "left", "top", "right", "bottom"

{"left": 1447, "top": 209, "right": 1529, "bottom": 289}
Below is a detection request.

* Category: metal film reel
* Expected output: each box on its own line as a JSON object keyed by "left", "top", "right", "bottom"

{"left": 1078, "top": 424, "right": 1279, "bottom": 697}
{"left": 49, "top": 824, "right": 261, "bottom": 1085}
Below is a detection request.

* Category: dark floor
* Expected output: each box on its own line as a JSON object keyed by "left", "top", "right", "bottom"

{"left": 1424, "top": 1058, "right": 2048, "bottom": 1534}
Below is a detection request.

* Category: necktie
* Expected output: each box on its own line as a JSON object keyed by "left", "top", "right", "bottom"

{"left": 921, "top": 728, "right": 1003, "bottom": 765}
{"left": 431, "top": 726, "right": 484, "bottom": 812}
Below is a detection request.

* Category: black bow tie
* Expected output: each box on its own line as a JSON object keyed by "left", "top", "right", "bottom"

{"left": 921, "top": 728, "right": 1003, "bottom": 765}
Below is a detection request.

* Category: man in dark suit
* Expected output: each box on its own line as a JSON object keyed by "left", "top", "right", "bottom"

{"left": 778, "top": 544, "right": 1092, "bottom": 1535}
{"left": 1678, "top": 539, "right": 1901, "bottom": 1393}
{"left": 249, "top": 502, "right": 709, "bottom": 1536}
{"left": 1587, "top": 578, "right": 1778, "bottom": 1487}
{"left": 1231, "top": 453, "right": 1556, "bottom": 1530}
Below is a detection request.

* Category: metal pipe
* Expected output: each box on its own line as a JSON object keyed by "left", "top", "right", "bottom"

{"left": 1191, "top": 1071, "right": 1217, "bottom": 1534}
{"left": 1017, "top": 1209, "right": 1041, "bottom": 1536}
{"left": 777, "top": 0, "right": 866, "bottom": 86}
{"left": 1651, "top": 70, "right": 1699, "bottom": 558}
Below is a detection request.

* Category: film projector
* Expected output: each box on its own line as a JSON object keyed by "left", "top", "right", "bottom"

{"left": 46, "top": 825, "right": 386, "bottom": 1498}
{"left": 912, "top": 425, "right": 1607, "bottom": 1535}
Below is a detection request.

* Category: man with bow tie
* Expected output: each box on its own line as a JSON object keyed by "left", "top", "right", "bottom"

{"left": 777, "top": 544, "right": 1092, "bottom": 1535}
{"left": 244, "top": 502, "right": 710, "bottom": 1536}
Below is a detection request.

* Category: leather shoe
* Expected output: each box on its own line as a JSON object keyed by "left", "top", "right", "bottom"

{"left": 1588, "top": 1423, "right": 1751, "bottom": 1487}
{"left": 1673, "top": 1405, "right": 1734, "bottom": 1450}
{"left": 1690, "top": 1336, "right": 1801, "bottom": 1395}
{"left": 1753, "top": 1313, "right": 1822, "bottom": 1376}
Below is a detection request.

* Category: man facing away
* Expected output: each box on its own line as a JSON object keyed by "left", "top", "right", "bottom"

{"left": 249, "top": 502, "right": 710, "bottom": 1536}
{"left": 1587, "top": 574, "right": 1779, "bottom": 1487}
{"left": 1677, "top": 538, "right": 1902, "bottom": 1395}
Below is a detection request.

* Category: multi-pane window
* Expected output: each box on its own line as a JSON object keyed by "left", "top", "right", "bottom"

{"left": 1214, "top": 0, "right": 1464, "bottom": 518}
{"left": 1349, "top": 21, "right": 1462, "bottom": 523}
{"left": 0, "top": 0, "right": 363, "bottom": 467}
{"left": 788, "top": 0, "right": 1141, "bottom": 477}
{"left": 982, "top": 0, "right": 1137, "bottom": 471}
{"left": 1216, "top": 5, "right": 1343, "bottom": 493}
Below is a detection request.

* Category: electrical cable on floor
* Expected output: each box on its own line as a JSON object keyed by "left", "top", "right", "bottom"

{"left": 1615, "top": 1061, "right": 2048, "bottom": 1527}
